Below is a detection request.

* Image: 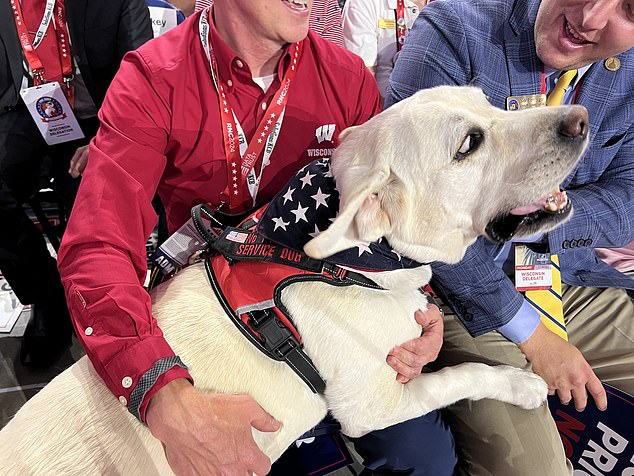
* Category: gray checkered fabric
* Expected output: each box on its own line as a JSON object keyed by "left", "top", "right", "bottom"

{"left": 129, "top": 355, "right": 188, "bottom": 421}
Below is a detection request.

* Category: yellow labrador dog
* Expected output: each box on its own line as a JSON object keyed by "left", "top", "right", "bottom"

{"left": 0, "top": 86, "right": 588, "bottom": 474}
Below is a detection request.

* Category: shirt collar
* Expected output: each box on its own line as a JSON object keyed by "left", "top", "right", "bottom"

{"left": 206, "top": 6, "right": 300, "bottom": 86}
{"left": 545, "top": 64, "right": 593, "bottom": 93}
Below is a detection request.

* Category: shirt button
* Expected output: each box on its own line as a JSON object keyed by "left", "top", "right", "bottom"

{"left": 121, "top": 376, "right": 133, "bottom": 389}
{"left": 226, "top": 79, "right": 233, "bottom": 87}
{"left": 119, "top": 396, "right": 127, "bottom": 406}
{"left": 412, "top": 8, "right": 418, "bottom": 14}
{"left": 261, "top": 102, "right": 267, "bottom": 110}
{"left": 235, "top": 59, "right": 243, "bottom": 68}
{"left": 562, "top": 240, "right": 570, "bottom": 249}
{"left": 570, "top": 239, "right": 578, "bottom": 248}
{"left": 84, "top": 327, "right": 93, "bottom": 336}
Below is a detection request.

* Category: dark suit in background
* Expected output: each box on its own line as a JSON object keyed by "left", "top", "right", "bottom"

{"left": 0, "top": 0, "right": 152, "bottom": 365}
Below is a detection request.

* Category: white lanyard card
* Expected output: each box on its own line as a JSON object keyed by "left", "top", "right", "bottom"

{"left": 20, "top": 82, "right": 84, "bottom": 145}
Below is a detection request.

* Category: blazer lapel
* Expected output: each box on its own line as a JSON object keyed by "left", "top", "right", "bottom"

{"left": 504, "top": 0, "right": 543, "bottom": 100}
{"left": 560, "top": 59, "right": 620, "bottom": 187}
{"left": 574, "top": 61, "right": 619, "bottom": 143}
{"left": 0, "top": 0, "right": 26, "bottom": 99}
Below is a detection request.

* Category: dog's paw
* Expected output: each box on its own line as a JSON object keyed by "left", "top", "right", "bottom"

{"left": 495, "top": 365, "right": 548, "bottom": 410}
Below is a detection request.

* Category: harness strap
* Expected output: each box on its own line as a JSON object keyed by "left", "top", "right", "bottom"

{"left": 205, "top": 259, "right": 327, "bottom": 394}
{"left": 211, "top": 227, "right": 384, "bottom": 289}
{"left": 196, "top": 205, "right": 383, "bottom": 395}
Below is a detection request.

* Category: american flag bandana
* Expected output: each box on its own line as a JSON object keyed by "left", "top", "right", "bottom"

{"left": 258, "top": 159, "right": 422, "bottom": 271}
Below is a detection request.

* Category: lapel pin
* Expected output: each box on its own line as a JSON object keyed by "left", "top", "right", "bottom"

{"left": 604, "top": 57, "right": 621, "bottom": 72}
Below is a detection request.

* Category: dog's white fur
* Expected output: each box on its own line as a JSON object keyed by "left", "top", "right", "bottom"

{"left": 0, "top": 86, "right": 588, "bottom": 475}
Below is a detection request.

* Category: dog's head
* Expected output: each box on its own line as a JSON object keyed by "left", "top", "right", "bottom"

{"left": 304, "top": 86, "right": 588, "bottom": 264}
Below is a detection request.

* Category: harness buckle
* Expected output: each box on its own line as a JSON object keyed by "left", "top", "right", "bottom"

{"left": 249, "top": 309, "right": 300, "bottom": 359}
{"left": 333, "top": 266, "right": 347, "bottom": 280}
{"left": 323, "top": 263, "right": 347, "bottom": 281}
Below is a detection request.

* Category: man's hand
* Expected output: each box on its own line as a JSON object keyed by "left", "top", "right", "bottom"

{"left": 69, "top": 145, "right": 90, "bottom": 178}
{"left": 145, "top": 379, "right": 281, "bottom": 476}
{"left": 387, "top": 304, "right": 444, "bottom": 383}
{"left": 519, "top": 321, "right": 607, "bottom": 412}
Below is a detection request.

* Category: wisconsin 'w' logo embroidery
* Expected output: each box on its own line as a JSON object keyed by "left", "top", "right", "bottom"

{"left": 315, "top": 124, "right": 336, "bottom": 143}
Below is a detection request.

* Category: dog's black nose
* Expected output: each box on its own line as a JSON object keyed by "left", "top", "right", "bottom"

{"left": 558, "top": 106, "right": 588, "bottom": 140}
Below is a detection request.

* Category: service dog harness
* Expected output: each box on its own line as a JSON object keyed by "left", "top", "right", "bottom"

{"left": 193, "top": 160, "right": 424, "bottom": 394}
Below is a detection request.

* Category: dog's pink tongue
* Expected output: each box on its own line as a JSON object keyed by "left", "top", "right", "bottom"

{"left": 510, "top": 199, "right": 546, "bottom": 215}
{"left": 510, "top": 190, "right": 568, "bottom": 215}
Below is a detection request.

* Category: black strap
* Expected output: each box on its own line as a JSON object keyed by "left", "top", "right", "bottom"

{"left": 211, "top": 227, "right": 324, "bottom": 272}
{"left": 205, "top": 259, "right": 326, "bottom": 394}
{"left": 190, "top": 204, "right": 259, "bottom": 247}
{"left": 211, "top": 227, "right": 384, "bottom": 290}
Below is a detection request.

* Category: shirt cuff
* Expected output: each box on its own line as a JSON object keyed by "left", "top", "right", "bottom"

{"left": 497, "top": 299, "right": 541, "bottom": 344}
{"left": 137, "top": 363, "right": 193, "bottom": 422}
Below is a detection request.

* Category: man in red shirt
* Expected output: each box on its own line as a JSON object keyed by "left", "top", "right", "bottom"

{"left": 58, "top": 0, "right": 454, "bottom": 474}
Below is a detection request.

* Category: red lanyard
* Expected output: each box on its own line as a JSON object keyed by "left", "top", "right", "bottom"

{"left": 395, "top": 0, "right": 407, "bottom": 51}
{"left": 11, "top": 0, "right": 74, "bottom": 103}
{"left": 540, "top": 67, "right": 583, "bottom": 104}
{"left": 200, "top": 8, "right": 302, "bottom": 210}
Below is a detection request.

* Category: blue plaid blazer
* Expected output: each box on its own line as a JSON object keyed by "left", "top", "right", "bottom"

{"left": 386, "top": 0, "right": 634, "bottom": 336}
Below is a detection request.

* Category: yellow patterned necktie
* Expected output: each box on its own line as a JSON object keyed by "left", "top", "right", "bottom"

{"left": 545, "top": 69, "right": 578, "bottom": 106}
{"left": 524, "top": 70, "right": 577, "bottom": 341}
{"left": 525, "top": 255, "right": 567, "bottom": 340}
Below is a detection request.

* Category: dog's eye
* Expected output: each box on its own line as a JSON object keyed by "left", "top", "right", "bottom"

{"left": 454, "top": 131, "right": 483, "bottom": 161}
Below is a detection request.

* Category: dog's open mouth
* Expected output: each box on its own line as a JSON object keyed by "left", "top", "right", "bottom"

{"left": 485, "top": 190, "right": 572, "bottom": 243}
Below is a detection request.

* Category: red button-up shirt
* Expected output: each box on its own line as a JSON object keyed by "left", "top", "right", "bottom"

{"left": 57, "top": 11, "right": 381, "bottom": 419}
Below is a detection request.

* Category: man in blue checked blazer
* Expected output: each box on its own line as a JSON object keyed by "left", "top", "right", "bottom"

{"left": 378, "top": 0, "right": 634, "bottom": 473}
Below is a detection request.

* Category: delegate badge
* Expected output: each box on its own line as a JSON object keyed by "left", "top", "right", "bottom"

{"left": 20, "top": 82, "right": 84, "bottom": 145}
{"left": 506, "top": 93, "right": 547, "bottom": 111}
{"left": 514, "top": 244, "right": 553, "bottom": 291}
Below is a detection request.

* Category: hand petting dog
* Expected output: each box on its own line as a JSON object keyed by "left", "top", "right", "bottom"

{"left": 387, "top": 305, "right": 444, "bottom": 383}
{"left": 146, "top": 379, "right": 280, "bottom": 476}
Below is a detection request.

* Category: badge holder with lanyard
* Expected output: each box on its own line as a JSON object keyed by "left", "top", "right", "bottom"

{"left": 13, "top": 0, "right": 84, "bottom": 145}
{"left": 148, "top": 7, "right": 303, "bottom": 289}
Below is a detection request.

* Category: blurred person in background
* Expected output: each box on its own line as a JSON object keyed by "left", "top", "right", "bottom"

{"left": 343, "top": 0, "right": 427, "bottom": 97}
{"left": 0, "top": 0, "right": 152, "bottom": 367}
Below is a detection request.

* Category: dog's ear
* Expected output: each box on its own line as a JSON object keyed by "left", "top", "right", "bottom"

{"left": 304, "top": 166, "right": 396, "bottom": 259}
{"left": 337, "top": 125, "right": 359, "bottom": 142}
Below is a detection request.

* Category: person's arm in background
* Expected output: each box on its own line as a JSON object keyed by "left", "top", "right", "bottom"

{"left": 386, "top": 1, "right": 633, "bottom": 410}
{"left": 116, "top": 0, "right": 154, "bottom": 57}
{"left": 318, "top": 0, "right": 345, "bottom": 47}
{"left": 342, "top": 0, "right": 379, "bottom": 76}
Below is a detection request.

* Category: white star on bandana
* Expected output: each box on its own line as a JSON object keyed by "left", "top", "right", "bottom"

{"left": 272, "top": 216, "right": 290, "bottom": 231}
{"left": 282, "top": 187, "right": 295, "bottom": 204}
{"left": 258, "top": 159, "right": 423, "bottom": 271}
{"left": 291, "top": 203, "right": 309, "bottom": 223}
{"left": 311, "top": 187, "right": 330, "bottom": 209}
{"left": 356, "top": 243, "right": 373, "bottom": 256}
{"left": 299, "top": 170, "right": 316, "bottom": 189}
